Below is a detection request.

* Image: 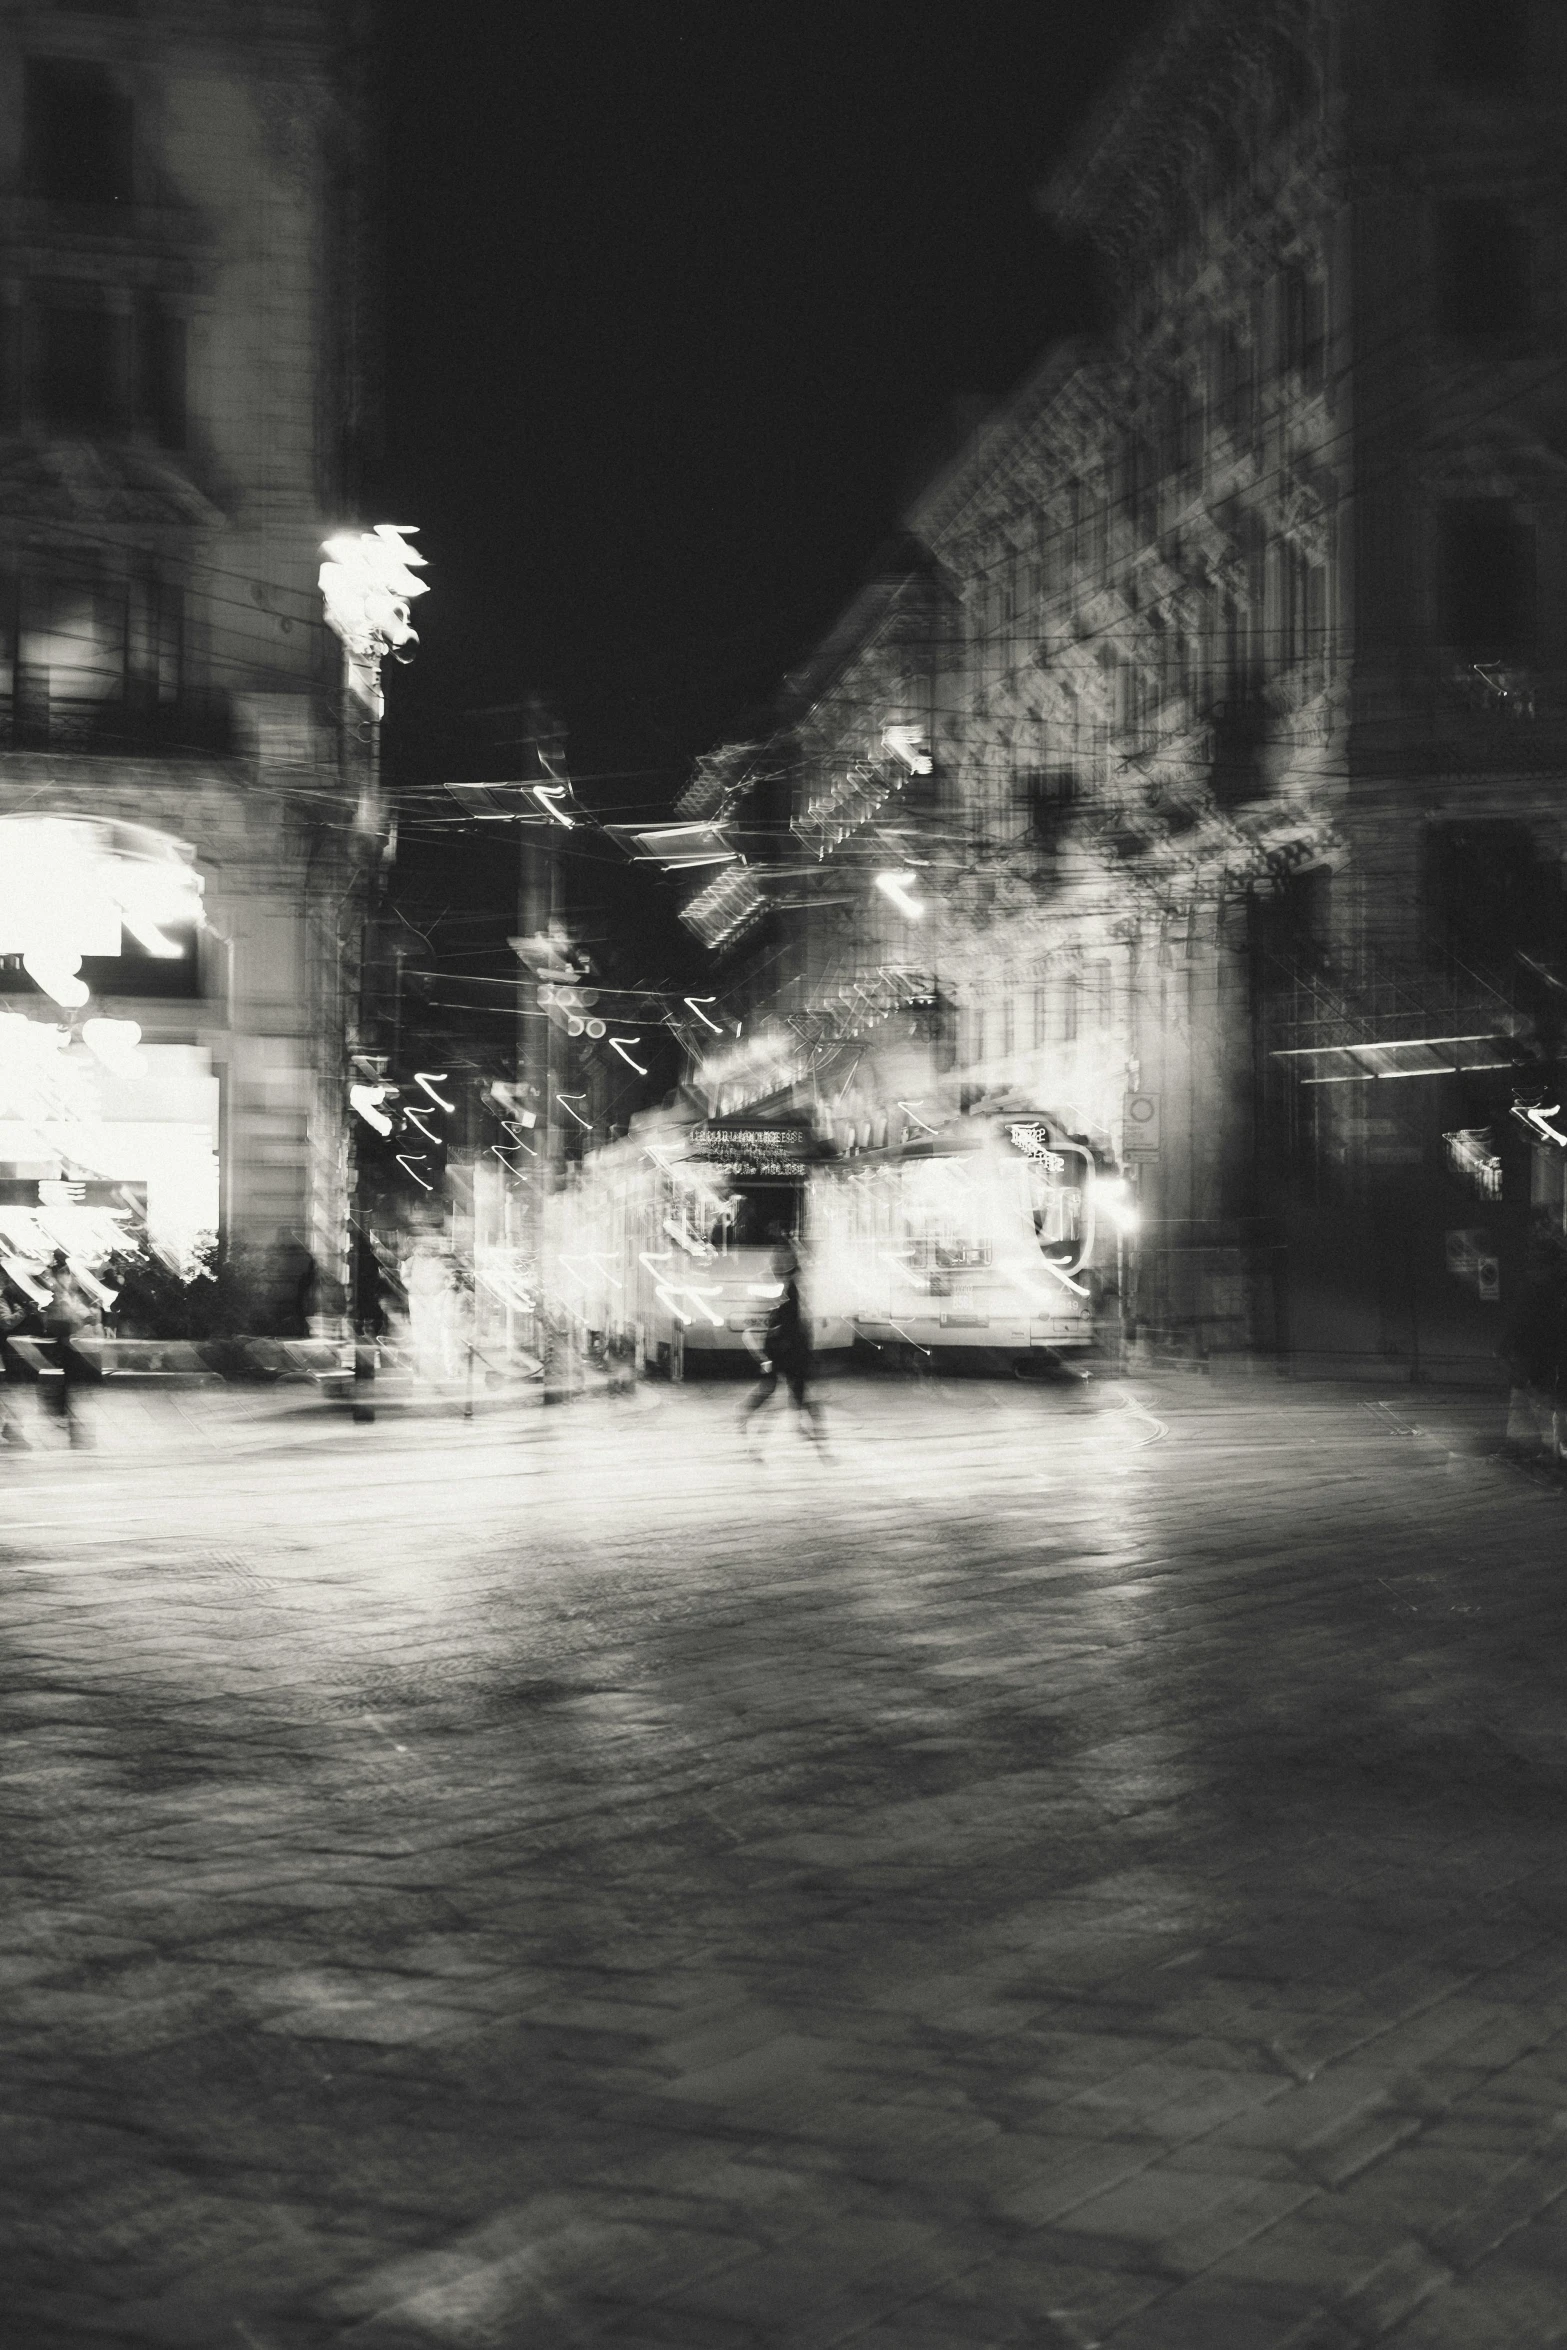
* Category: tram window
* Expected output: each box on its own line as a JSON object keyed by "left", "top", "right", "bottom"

{"left": 723, "top": 1184, "right": 797, "bottom": 1250}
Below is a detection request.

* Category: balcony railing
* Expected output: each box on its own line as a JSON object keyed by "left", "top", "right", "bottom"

{"left": 0, "top": 680, "right": 232, "bottom": 758}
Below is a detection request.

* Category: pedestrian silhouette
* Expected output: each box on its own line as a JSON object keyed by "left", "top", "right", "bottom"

{"left": 39, "top": 1251, "right": 95, "bottom": 1448}
{"left": 741, "top": 1238, "right": 828, "bottom": 1450}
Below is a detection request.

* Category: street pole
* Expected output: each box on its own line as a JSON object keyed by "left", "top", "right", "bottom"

{"left": 319, "top": 526, "right": 428, "bottom": 1429}
{"left": 348, "top": 668, "right": 382, "bottom": 1425}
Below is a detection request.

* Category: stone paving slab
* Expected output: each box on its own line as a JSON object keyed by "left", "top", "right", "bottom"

{"left": 2, "top": 1373, "right": 1567, "bottom": 2343}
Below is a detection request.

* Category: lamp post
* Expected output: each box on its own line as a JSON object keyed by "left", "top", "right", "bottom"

{"left": 445, "top": 699, "right": 584, "bottom": 1391}
{"left": 319, "top": 525, "right": 428, "bottom": 1423}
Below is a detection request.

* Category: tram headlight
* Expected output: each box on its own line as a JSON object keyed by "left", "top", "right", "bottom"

{"left": 1096, "top": 1175, "right": 1139, "bottom": 1233}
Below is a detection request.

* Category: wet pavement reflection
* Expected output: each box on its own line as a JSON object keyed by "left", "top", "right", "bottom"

{"left": 3, "top": 1370, "right": 1566, "bottom": 2346}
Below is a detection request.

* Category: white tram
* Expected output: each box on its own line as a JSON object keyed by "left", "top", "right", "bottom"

{"left": 556, "top": 1105, "right": 1119, "bottom": 1376}
{"left": 810, "top": 1111, "right": 1107, "bottom": 1363}
{"left": 551, "top": 1111, "right": 841, "bottom": 1375}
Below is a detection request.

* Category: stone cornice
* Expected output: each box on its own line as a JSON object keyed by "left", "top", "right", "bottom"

{"left": 905, "top": 342, "right": 1107, "bottom": 551}
{"left": 1040, "top": 0, "right": 1335, "bottom": 277}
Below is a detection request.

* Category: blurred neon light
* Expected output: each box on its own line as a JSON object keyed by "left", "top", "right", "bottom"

{"left": 351, "top": 1084, "right": 394, "bottom": 1135}
{"left": 531, "top": 785, "right": 575, "bottom": 827}
{"left": 414, "top": 1071, "right": 455, "bottom": 1111}
{"left": 882, "top": 723, "right": 934, "bottom": 776}
{"left": 874, "top": 871, "right": 924, "bottom": 920}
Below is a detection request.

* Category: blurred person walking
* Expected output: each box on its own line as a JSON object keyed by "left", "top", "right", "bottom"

{"left": 0, "top": 1272, "right": 34, "bottom": 1448}
{"left": 741, "top": 1238, "right": 828, "bottom": 1452}
{"left": 39, "top": 1251, "right": 96, "bottom": 1449}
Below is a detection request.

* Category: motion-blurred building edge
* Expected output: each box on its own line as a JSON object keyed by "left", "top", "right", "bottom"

{"left": 0, "top": 1, "right": 379, "bottom": 1298}
{"left": 666, "top": 0, "right": 1567, "bottom": 1382}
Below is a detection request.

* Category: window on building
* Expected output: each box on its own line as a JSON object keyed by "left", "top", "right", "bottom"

{"left": 1001, "top": 995, "right": 1015, "bottom": 1058}
{"left": 1435, "top": 0, "right": 1528, "bottom": 86}
{"left": 23, "top": 58, "right": 133, "bottom": 205}
{"left": 0, "top": 302, "right": 16, "bottom": 432}
{"left": 1279, "top": 542, "right": 1327, "bottom": 670}
{"left": 1087, "top": 495, "right": 1108, "bottom": 580}
{"left": 1060, "top": 974, "right": 1080, "bottom": 1045}
{"left": 34, "top": 301, "right": 115, "bottom": 432}
{"left": 1427, "top": 821, "right": 1560, "bottom": 967}
{"left": 1032, "top": 985, "right": 1047, "bottom": 1047}
{"left": 1251, "top": 863, "right": 1333, "bottom": 976}
{"left": 0, "top": 570, "right": 184, "bottom": 748}
{"left": 1279, "top": 264, "right": 1326, "bottom": 387}
{"left": 1157, "top": 377, "right": 1189, "bottom": 478}
{"left": 1209, "top": 322, "right": 1255, "bottom": 444}
{"left": 1439, "top": 501, "right": 1536, "bottom": 656}
{"left": 137, "top": 307, "right": 186, "bottom": 449}
{"left": 1015, "top": 767, "right": 1075, "bottom": 843}
{"left": 1436, "top": 201, "right": 1530, "bottom": 338}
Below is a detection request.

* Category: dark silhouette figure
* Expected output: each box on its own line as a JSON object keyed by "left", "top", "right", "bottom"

{"left": 0, "top": 1274, "right": 34, "bottom": 1448}
{"left": 741, "top": 1241, "right": 827, "bottom": 1448}
{"left": 39, "top": 1251, "right": 95, "bottom": 1447}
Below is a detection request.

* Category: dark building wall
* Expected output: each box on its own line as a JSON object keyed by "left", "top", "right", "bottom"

{"left": 0, "top": 1, "right": 378, "bottom": 1277}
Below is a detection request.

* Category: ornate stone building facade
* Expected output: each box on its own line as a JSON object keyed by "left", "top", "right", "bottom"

{"left": 0, "top": 1, "right": 375, "bottom": 1288}
{"left": 683, "top": 0, "right": 1567, "bottom": 1372}
{"left": 675, "top": 548, "right": 956, "bottom": 1141}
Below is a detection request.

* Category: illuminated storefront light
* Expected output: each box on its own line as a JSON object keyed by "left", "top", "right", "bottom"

{"left": 0, "top": 814, "right": 203, "bottom": 1006}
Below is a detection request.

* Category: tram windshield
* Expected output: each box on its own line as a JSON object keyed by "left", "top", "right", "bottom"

{"left": 665, "top": 1176, "right": 798, "bottom": 1257}
{"left": 1001, "top": 1120, "right": 1092, "bottom": 1270}
{"left": 721, "top": 1182, "right": 798, "bottom": 1251}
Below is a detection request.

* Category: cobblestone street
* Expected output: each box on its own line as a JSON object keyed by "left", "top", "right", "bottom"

{"left": 4, "top": 1369, "right": 1567, "bottom": 2347}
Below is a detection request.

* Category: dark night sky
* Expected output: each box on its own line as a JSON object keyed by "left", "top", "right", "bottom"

{"left": 372, "top": 0, "right": 1165, "bottom": 975}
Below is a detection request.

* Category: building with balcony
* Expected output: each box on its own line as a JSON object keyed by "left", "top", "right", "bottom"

{"left": 0, "top": 0, "right": 376, "bottom": 1292}
{"left": 676, "top": 0, "right": 1567, "bottom": 1376}
{"left": 673, "top": 546, "right": 956, "bottom": 1149}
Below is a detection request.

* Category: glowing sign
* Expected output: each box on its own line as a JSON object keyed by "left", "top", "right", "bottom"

{"left": 685, "top": 1124, "right": 809, "bottom": 1177}
{"left": 1006, "top": 1122, "right": 1067, "bottom": 1171}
